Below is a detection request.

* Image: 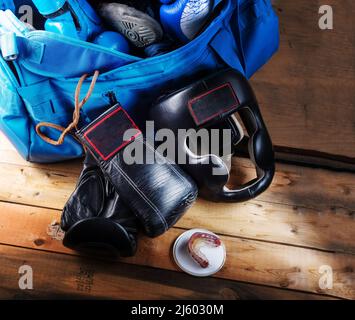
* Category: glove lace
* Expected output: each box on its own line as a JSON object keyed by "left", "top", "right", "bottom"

{"left": 36, "top": 70, "right": 100, "bottom": 146}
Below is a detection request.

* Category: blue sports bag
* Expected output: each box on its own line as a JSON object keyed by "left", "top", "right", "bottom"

{"left": 0, "top": 0, "right": 279, "bottom": 163}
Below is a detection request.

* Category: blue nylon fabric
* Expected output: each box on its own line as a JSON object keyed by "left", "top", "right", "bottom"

{"left": 0, "top": 0, "right": 279, "bottom": 163}
{"left": 0, "top": 0, "right": 15, "bottom": 11}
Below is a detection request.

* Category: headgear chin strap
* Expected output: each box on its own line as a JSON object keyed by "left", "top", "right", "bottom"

{"left": 150, "top": 68, "right": 275, "bottom": 203}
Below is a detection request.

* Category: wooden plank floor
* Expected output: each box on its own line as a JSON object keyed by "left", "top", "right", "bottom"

{"left": 253, "top": 0, "right": 355, "bottom": 166}
{"left": 0, "top": 133, "right": 354, "bottom": 300}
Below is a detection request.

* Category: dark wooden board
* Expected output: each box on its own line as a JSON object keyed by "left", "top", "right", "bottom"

{"left": 0, "top": 244, "right": 337, "bottom": 300}
{"left": 0, "top": 202, "right": 354, "bottom": 299}
{"left": 252, "top": 0, "right": 355, "bottom": 165}
{"left": 1, "top": 152, "right": 354, "bottom": 254}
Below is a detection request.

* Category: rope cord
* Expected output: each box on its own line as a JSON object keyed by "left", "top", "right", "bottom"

{"left": 35, "top": 70, "right": 100, "bottom": 146}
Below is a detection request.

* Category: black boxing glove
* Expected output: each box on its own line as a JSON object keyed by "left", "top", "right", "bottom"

{"left": 149, "top": 68, "right": 275, "bottom": 203}
{"left": 61, "top": 153, "right": 138, "bottom": 257}
{"left": 77, "top": 104, "right": 198, "bottom": 237}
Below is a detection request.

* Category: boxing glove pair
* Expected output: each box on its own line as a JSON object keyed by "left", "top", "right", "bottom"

{"left": 149, "top": 68, "right": 275, "bottom": 202}
{"left": 62, "top": 104, "right": 198, "bottom": 256}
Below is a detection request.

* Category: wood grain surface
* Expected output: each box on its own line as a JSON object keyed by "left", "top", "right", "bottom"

{"left": 0, "top": 244, "right": 337, "bottom": 300}
{"left": 0, "top": 202, "right": 353, "bottom": 299}
{"left": 252, "top": 0, "right": 355, "bottom": 163}
{"left": 0, "top": 142, "right": 353, "bottom": 254}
